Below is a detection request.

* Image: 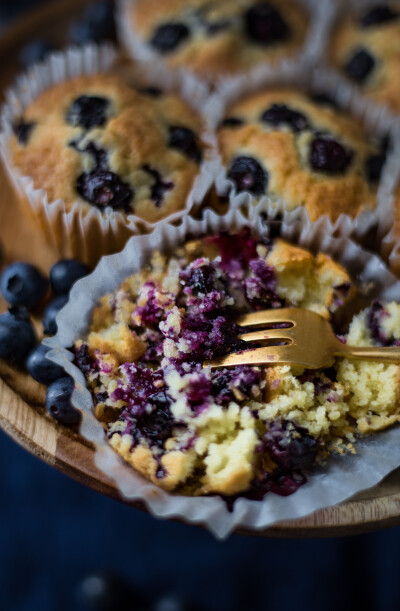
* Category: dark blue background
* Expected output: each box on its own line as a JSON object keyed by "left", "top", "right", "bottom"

{"left": 1, "top": 2, "right": 400, "bottom": 610}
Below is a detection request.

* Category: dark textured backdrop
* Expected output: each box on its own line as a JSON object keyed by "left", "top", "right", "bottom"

{"left": 1, "top": 2, "right": 400, "bottom": 610}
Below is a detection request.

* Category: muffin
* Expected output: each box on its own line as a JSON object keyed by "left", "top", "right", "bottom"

{"left": 217, "top": 88, "right": 388, "bottom": 223}
{"left": 8, "top": 73, "right": 205, "bottom": 261}
{"left": 73, "top": 228, "right": 400, "bottom": 500}
{"left": 329, "top": 3, "right": 400, "bottom": 114}
{"left": 126, "top": 0, "right": 309, "bottom": 82}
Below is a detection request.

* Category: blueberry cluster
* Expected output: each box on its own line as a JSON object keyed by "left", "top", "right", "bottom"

{"left": 149, "top": 2, "right": 291, "bottom": 55}
{"left": 0, "top": 259, "right": 90, "bottom": 425}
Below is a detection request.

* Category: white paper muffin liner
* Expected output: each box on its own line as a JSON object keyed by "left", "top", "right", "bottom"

{"left": 203, "top": 56, "right": 398, "bottom": 243}
{"left": 0, "top": 43, "right": 214, "bottom": 265}
{"left": 45, "top": 205, "right": 400, "bottom": 539}
{"left": 117, "top": 0, "right": 334, "bottom": 90}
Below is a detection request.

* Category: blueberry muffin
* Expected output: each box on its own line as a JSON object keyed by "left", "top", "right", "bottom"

{"left": 128, "top": 0, "right": 309, "bottom": 82}
{"left": 330, "top": 3, "right": 400, "bottom": 113}
{"left": 217, "top": 88, "right": 388, "bottom": 223}
{"left": 74, "top": 229, "right": 400, "bottom": 500}
{"left": 9, "top": 73, "right": 204, "bottom": 227}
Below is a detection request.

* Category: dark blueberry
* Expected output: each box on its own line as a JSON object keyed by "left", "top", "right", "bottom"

{"left": 66, "top": 95, "right": 109, "bottom": 130}
{"left": 219, "top": 117, "right": 245, "bottom": 128}
{"left": 74, "top": 343, "right": 94, "bottom": 377}
{"left": 150, "top": 23, "right": 190, "bottom": 53}
{"left": 142, "top": 165, "right": 174, "bottom": 207}
{"left": 0, "top": 307, "right": 36, "bottom": 363}
{"left": 45, "top": 376, "right": 80, "bottom": 425}
{"left": 244, "top": 2, "right": 290, "bottom": 45}
{"left": 19, "top": 39, "right": 55, "bottom": 69}
{"left": 169, "top": 126, "right": 202, "bottom": 163}
{"left": 309, "top": 137, "right": 353, "bottom": 174}
{"left": 310, "top": 93, "right": 339, "bottom": 109}
{"left": 26, "top": 343, "right": 65, "bottom": 385}
{"left": 69, "top": 1, "right": 116, "bottom": 44}
{"left": 138, "top": 87, "right": 163, "bottom": 97}
{"left": 12, "top": 120, "right": 36, "bottom": 145}
{"left": 261, "top": 104, "right": 310, "bottom": 133}
{"left": 76, "top": 168, "right": 134, "bottom": 212}
{"left": 152, "top": 593, "right": 196, "bottom": 611}
{"left": 42, "top": 295, "right": 69, "bottom": 336}
{"left": 138, "top": 396, "right": 174, "bottom": 447}
{"left": 227, "top": 156, "right": 268, "bottom": 195}
{"left": 264, "top": 420, "right": 318, "bottom": 471}
{"left": 1, "top": 262, "right": 48, "bottom": 308}
{"left": 50, "top": 259, "right": 90, "bottom": 296}
{"left": 366, "top": 299, "right": 399, "bottom": 346}
{"left": 344, "top": 48, "right": 375, "bottom": 84}
{"left": 360, "top": 5, "right": 398, "bottom": 28}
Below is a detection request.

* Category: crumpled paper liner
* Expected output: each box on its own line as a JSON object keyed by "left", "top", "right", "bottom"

{"left": 0, "top": 43, "right": 214, "bottom": 266}
{"left": 117, "top": 0, "right": 334, "bottom": 89}
{"left": 45, "top": 205, "right": 400, "bottom": 539}
{"left": 202, "top": 54, "right": 397, "bottom": 244}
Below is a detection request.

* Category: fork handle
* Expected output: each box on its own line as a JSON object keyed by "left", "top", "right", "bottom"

{"left": 335, "top": 345, "right": 400, "bottom": 363}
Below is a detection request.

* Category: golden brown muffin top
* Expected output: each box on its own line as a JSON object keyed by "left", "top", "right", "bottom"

{"left": 329, "top": 2, "right": 400, "bottom": 113}
{"left": 217, "top": 88, "right": 387, "bottom": 222}
{"left": 10, "top": 73, "right": 204, "bottom": 223}
{"left": 130, "top": 0, "right": 309, "bottom": 81}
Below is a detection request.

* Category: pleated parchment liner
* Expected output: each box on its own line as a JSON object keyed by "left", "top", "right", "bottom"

{"left": 117, "top": 0, "right": 334, "bottom": 89}
{"left": 203, "top": 56, "right": 398, "bottom": 244}
{"left": 318, "top": 0, "right": 400, "bottom": 122}
{"left": 0, "top": 44, "right": 214, "bottom": 266}
{"left": 45, "top": 205, "right": 400, "bottom": 540}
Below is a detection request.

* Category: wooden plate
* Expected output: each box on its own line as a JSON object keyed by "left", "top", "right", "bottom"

{"left": 1, "top": 0, "right": 400, "bottom": 538}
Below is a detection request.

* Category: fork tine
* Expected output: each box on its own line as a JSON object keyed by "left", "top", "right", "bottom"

{"left": 236, "top": 308, "right": 297, "bottom": 328}
{"left": 203, "top": 345, "right": 295, "bottom": 369}
{"left": 240, "top": 329, "right": 294, "bottom": 343}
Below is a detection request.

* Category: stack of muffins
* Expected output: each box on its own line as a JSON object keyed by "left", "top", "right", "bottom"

{"left": 3, "top": 0, "right": 400, "bottom": 513}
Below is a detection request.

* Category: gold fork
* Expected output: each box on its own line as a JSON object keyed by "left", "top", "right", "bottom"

{"left": 204, "top": 308, "right": 400, "bottom": 369}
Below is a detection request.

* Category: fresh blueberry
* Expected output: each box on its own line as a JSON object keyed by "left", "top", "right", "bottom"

{"left": 42, "top": 295, "right": 69, "bottom": 336}
{"left": 150, "top": 23, "right": 190, "bottom": 53}
{"left": 152, "top": 594, "right": 197, "bottom": 611}
{"left": 344, "top": 48, "right": 375, "bottom": 84}
{"left": 76, "top": 572, "right": 146, "bottom": 611}
{"left": 26, "top": 343, "right": 65, "bottom": 385}
{"left": 19, "top": 39, "right": 55, "bottom": 69}
{"left": 76, "top": 168, "right": 134, "bottom": 212}
{"left": 261, "top": 104, "right": 310, "bottom": 132}
{"left": 360, "top": 5, "right": 398, "bottom": 28}
{"left": 142, "top": 165, "right": 174, "bottom": 207}
{"left": 219, "top": 117, "right": 245, "bottom": 128}
{"left": 244, "top": 2, "right": 290, "bottom": 45}
{"left": 0, "top": 307, "right": 36, "bottom": 363}
{"left": 45, "top": 377, "right": 80, "bottom": 425}
{"left": 169, "top": 126, "right": 202, "bottom": 163}
{"left": 310, "top": 93, "right": 339, "bottom": 109}
{"left": 309, "top": 137, "right": 353, "bottom": 173}
{"left": 50, "top": 259, "right": 90, "bottom": 296}
{"left": 66, "top": 95, "right": 110, "bottom": 130}
{"left": 12, "top": 120, "right": 36, "bottom": 145}
{"left": 1, "top": 262, "right": 48, "bottom": 308}
{"left": 68, "top": 1, "right": 116, "bottom": 44}
{"left": 227, "top": 156, "right": 268, "bottom": 195}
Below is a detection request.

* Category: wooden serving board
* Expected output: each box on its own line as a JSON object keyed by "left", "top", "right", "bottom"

{"left": 2, "top": 0, "right": 400, "bottom": 538}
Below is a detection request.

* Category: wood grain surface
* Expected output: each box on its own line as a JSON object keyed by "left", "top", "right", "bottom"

{"left": 1, "top": 0, "right": 400, "bottom": 538}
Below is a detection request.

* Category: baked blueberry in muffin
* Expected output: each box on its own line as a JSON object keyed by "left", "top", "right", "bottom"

{"left": 218, "top": 88, "right": 386, "bottom": 222}
{"left": 9, "top": 74, "right": 204, "bottom": 224}
{"left": 73, "top": 229, "right": 400, "bottom": 500}
{"left": 330, "top": 3, "right": 400, "bottom": 113}
{"left": 128, "top": 0, "right": 309, "bottom": 82}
